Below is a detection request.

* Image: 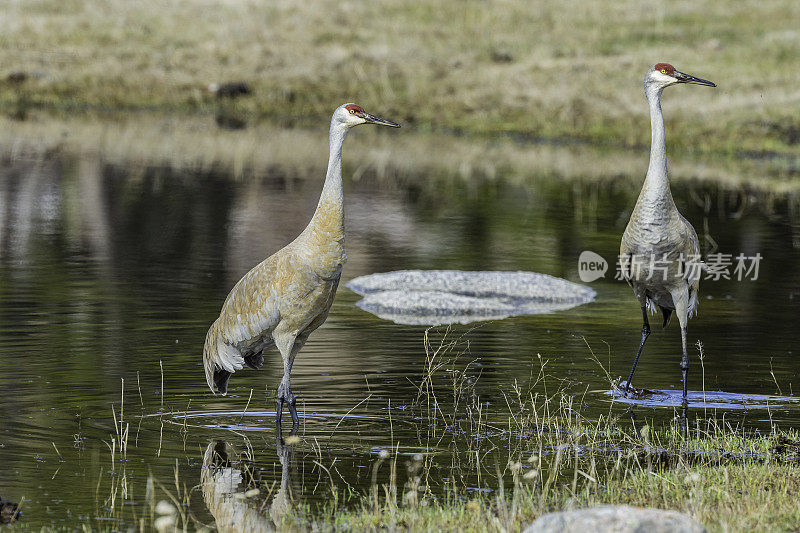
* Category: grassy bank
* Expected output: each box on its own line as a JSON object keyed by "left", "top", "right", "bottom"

{"left": 1, "top": 0, "right": 800, "bottom": 157}
{"left": 160, "top": 332, "right": 800, "bottom": 532}
{"left": 3, "top": 114, "right": 800, "bottom": 194}
{"left": 320, "top": 459, "right": 800, "bottom": 532}
{"left": 196, "top": 387, "right": 800, "bottom": 533}
{"left": 290, "top": 341, "right": 800, "bottom": 532}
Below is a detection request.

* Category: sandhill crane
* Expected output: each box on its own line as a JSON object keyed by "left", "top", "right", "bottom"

{"left": 620, "top": 63, "right": 715, "bottom": 405}
{"left": 203, "top": 103, "right": 399, "bottom": 428}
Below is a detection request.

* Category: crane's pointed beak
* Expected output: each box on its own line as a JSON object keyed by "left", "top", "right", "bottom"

{"left": 359, "top": 111, "right": 400, "bottom": 128}
{"left": 674, "top": 70, "right": 716, "bottom": 87}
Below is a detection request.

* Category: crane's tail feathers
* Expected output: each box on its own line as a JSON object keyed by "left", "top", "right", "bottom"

{"left": 243, "top": 351, "right": 264, "bottom": 369}
{"left": 203, "top": 320, "right": 245, "bottom": 396}
{"left": 660, "top": 306, "right": 673, "bottom": 328}
{"left": 213, "top": 368, "right": 232, "bottom": 395}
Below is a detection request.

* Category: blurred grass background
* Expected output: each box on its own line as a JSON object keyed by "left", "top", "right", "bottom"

{"left": 1, "top": 0, "right": 799, "bottom": 163}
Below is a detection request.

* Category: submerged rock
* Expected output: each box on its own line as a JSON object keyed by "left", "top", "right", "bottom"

{"left": 0, "top": 496, "right": 20, "bottom": 524}
{"left": 346, "top": 270, "right": 595, "bottom": 326}
{"left": 523, "top": 505, "right": 705, "bottom": 533}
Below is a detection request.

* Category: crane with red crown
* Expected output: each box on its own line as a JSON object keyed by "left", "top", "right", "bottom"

{"left": 619, "top": 63, "right": 716, "bottom": 405}
{"left": 203, "top": 103, "right": 399, "bottom": 429}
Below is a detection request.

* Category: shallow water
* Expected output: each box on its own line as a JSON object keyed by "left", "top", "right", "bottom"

{"left": 0, "top": 152, "right": 799, "bottom": 528}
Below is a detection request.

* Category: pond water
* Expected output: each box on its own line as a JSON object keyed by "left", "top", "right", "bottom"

{"left": 0, "top": 150, "right": 799, "bottom": 529}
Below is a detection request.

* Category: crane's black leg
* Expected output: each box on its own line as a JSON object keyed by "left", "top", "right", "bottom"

{"left": 287, "top": 391, "right": 299, "bottom": 429}
{"left": 628, "top": 407, "right": 642, "bottom": 438}
{"left": 622, "top": 306, "right": 650, "bottom": 396}
{"left": 275, "top": 355, "right": 299, "bottom": 432}
{"left": 680, "top": 324, "right": 689, "bottom": 406}
{"left": 276, "top": 382, "right": 285, "bottom": 431}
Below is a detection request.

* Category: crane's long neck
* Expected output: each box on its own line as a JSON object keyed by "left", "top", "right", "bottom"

{"left": 308, "top": 121, "right": 347, "bottom": 239}
{"left": 639, "top": 87, "right": 674, "bottom": 205}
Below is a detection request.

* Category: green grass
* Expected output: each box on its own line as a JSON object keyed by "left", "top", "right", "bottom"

{"left": 314, "top": 460, "right": 800, "bottom": 532}
{"left": 262, "top": 404, "right": 800, "bottom": 532}
{"left": 193, "top": 331, "right": 800, "bottom": 532}
{"left": 96, "top": 413, "right": 800, "bottom": 533}
{"left": 289, "top": 391, "right": 800, "bottom": 532}
{"left": 2, "top": 0, "right": 800, "bottom": 158}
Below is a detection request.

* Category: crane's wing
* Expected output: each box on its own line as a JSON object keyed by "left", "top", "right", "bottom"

{"left": 677, "top": 215, "right": 701, "bottom": 288}
{"left": 203, "top": 255, "right": 285, "bottom": 394}
{"left": 619, "top": 223, "right": 637, "bottom": 285}
{"left": 677, "top": 214, "right": 701, "bottom": 317}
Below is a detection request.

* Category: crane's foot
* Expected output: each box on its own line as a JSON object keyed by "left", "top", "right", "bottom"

{"left": 617, "top": 381, "right": 655, "bottom": 399}
{"left": 618, "top": 380, "right": 638, "bottom": 398}
{"left": 286, "top": 394, "right": 299, "bottom": 430}
{"left": 276, "top": 383, "right": 300, "bottom": 432}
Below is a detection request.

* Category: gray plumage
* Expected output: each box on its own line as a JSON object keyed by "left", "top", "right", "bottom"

{"left": 619, "top": 63, "right": 716, "bottom": 403}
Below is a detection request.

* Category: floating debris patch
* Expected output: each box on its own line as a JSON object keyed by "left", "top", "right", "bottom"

{"left": 346, "top": 270, "right": 596, "bottom": 325}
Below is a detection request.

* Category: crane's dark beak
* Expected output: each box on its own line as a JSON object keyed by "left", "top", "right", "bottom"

{"left": 359, "top": 111, "right": 400, "bottom": 128}
{"left": 674, "top": 70, "right": 716, "bottom": 87}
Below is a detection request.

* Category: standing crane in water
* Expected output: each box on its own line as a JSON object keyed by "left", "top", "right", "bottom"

{"left": 203, "top": 103, "right": 399, "bottom": 428}
{"left": 620, "top": 63, "right": 715, "bottom": 405}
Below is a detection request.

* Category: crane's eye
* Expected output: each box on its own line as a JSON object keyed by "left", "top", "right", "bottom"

{"left": 660, "top": 68, "right": 667, "bottom": 74}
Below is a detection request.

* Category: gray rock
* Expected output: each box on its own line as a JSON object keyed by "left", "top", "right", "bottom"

{"left": 347, "top": 270, "right": 595, "bottom": 302}
{"left": 524, "top": 505, "right": 705, "bottom": 533}
{"left": 346, "top": 270, "right": 595, "bottom": 326}
{"left": 353, "top": 289, "right": 588, "bottom": 326}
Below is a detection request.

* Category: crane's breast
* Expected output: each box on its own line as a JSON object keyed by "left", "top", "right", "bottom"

{"left": 274, "top": 266, "right": 341, "bottom": 335}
